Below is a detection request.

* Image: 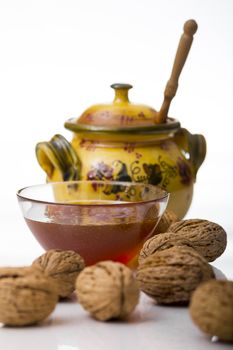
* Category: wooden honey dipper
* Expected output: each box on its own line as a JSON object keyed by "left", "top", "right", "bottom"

{"left": 156, "top": 19, "right": 198, "bottom": 124}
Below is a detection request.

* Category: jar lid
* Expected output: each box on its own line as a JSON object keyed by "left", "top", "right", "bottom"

{"left": 65, "top": 83, "right": 180, "bottom": 134}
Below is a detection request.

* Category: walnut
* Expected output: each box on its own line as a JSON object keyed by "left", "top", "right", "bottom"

{"left": 138, "top": 232, "right": 193, "bottom": 264}
{"left": 32, "top": 249, "right": 85, "bottom": 298}
{"left": 136, "top": 246, "right": 214, "bottom": 305}
{"left": 169, "top": 219, "right": 227, "bottom": 262}
{"left": 75, "top": 261, "right": 139, "bottom": 321}
{"left": 0, "top": 267, "right": 58, "bottom": 326}
{"left": 190, "top": 280, "right": 233, "bottom": 342}
{"left": 154, "top": 209, "right": 178, "bottom": 234}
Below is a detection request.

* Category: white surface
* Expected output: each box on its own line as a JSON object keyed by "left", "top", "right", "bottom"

{"left": 0, "top": 1, "right": 233, "bottom": 349}
{"left": 0, "top": 293, "right": 232, "bottom": 350}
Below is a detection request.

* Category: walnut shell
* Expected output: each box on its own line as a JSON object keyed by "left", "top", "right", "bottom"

{"left": 32, "top": 249, "right": 85, "bottom": 298}
{"left": 136, "top": 246, "right": 214, "bottom": 305}
{"left": 138, "top": 232, "right": 194, "bottom": 264}
{"left": 154, "top": 210, "right": 178, "bottom": 234}
{"left": 75, "top": 261, "right": 139, "bottom": 321}
{"left": 190, "top": 280, "right": 233, "bottom": 342}
{"left": 0, "top": 267, "right": 58, "bottom": 326}
{"left": 169, "top": 219, "right": 227, "bottom": 262}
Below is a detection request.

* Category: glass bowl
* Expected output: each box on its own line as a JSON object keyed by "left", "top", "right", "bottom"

{"left": 17, "top": 181, "right": 169, "bottom": 266}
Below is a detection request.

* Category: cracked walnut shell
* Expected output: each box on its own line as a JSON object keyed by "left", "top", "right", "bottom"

{"left": 0, "top": 267, "right": 58, "bottom": 326}
{"left": 32, "top": 249, "right": 85, "bottom": 298}
{"left": 169, "top": 219, "right": 227, "bottom": 262}
{"left": 136, "top": 246, "right": 214, "bottom": 305}
{"left": 190, "top": 280, "right": 233, "bottom": 342}
{"left": 75, "top": 261, "right": 139, "bottom": 321}
{"left": 138, "top": 232, "right": 194, "bottom": 264}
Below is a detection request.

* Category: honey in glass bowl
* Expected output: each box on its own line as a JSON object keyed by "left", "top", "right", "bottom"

{"left": 17, "top": 181, "right": 169, "bottom": 266}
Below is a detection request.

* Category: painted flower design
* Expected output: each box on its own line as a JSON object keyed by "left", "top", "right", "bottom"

{"left": 143, "top": 163, "right": 162, "bottom": 185}
{"left": 79, "top": 139, "right": 98, "bottom": 152}
{"left": 124, "top": 143, "right": 136, "bottom": 153}
{"left": 177, "top": 157, "right": 192, "bottom": 185}
{"left": 87, "top": 162, "right": 114, "bottom": 181}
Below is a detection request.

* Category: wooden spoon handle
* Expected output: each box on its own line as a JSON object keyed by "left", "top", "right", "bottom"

{"left": 156, "top": 19, "right": 198, "bottom": 124}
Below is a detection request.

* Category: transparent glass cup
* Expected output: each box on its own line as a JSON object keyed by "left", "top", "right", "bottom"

{"left": 17, "top": 181, "right": 169, "bottom": 267}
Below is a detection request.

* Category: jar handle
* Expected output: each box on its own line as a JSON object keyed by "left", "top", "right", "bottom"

{"left": 174, "top": 128, "right": 206, "bottom": 178}
{"left": 36, "top": 134, "right": 81, "bottom": 181}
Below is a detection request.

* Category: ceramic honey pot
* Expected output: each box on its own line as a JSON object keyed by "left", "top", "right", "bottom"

{"left": 36, "top": 19, "right": 206, "bottom": 219}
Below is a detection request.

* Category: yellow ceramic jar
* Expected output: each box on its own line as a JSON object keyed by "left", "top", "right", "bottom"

{"left": 36, "top": 84, "right": 206, "bottom": 218}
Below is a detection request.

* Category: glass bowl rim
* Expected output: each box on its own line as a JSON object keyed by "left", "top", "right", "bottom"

{"left": 17, "top": 180, "right": 169, "bottom": 207}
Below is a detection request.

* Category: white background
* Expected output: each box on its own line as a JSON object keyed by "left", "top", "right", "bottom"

{"left": 0, "top": 0, "right": 232, "bottom": 278}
